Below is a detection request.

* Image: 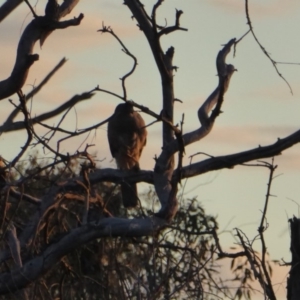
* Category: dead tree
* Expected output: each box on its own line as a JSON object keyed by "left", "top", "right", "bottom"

{"left": 0, "top": 0, "right": 299, "bottom": 298}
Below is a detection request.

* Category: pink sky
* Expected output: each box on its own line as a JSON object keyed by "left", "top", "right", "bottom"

{"left": 1, "top": 1, "right": 300, "bottom": 298}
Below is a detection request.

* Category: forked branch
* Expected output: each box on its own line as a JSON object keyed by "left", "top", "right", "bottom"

{"left": 0, "top": 0, "right": 83, "bottom": 101}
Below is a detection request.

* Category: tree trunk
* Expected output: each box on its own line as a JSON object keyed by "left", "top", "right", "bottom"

{"left": 287, "top": 217, "right": 300, "bottom": 300}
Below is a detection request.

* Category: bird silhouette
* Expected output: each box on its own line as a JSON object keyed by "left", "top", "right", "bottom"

{"left": 107, "top": 102, "right": 147, "bottom": 208}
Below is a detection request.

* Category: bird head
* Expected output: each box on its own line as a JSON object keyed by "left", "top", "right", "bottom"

{"left": 114, "top": 102, "right": 134, "bottom": 115}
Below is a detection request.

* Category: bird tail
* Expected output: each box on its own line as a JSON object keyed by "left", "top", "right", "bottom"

{"left": 121, "top": 182, "right": 138, "bottom": 208}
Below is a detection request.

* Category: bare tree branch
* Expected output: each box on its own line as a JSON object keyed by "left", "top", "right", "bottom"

{"left": 256, "top": 161, "right": 277, "bottom": 299}
{"left": 152, "top": 39, "right": 236, "bottom": 208}
{"left": 98, "top": 25, "right": 138, "bottom": 101}
{"left": 6, "top": 224, "right": 22, "bottom": 267}
{"left": 8, "top": 90, "right": 33, "bottom": 170}
{"left": 180, "top": 128, "right": 300, "bottom": 179}
{"left": 65, "top": 127, "right": 300, "bottom": 188}
{"left": 125, "top": 0, "right": 177, "bottom": 220}
{"left": 0, "top": 216, "right": 166, "bottom": 295}
{"left": 0, "top": 2, "right": 298, "bottom": 298}
{"left": 158, "top": 9, "right": 188, "bottom": 37}
{"left": 8, "top": 188, "right": 41, "bottom": 205}
{"left": 0, "top": 0, "right": 23, "bottom": 23}
{"left": 0, "top": 91, "right": 95, "bottom": 134}
{"left": 3, "top": 58, "right": 67, "bottom": 128}
{"left": 0, "top": 1, "right": 83, "bottom": 101}
{"left": 244, "top": 0, "right": 292, "bottom": 94}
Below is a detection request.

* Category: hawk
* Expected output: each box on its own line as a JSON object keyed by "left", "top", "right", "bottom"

{"left": 107, "top": 102, "right": 147, "bottom": 208}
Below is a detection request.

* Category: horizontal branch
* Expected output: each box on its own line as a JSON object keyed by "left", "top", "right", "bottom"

{"left": 5, "top": 127, "right": 294, "bottom": 194}
{"left": 84, "top": 168, "right": 153, "bottom": 186}
{"left": 1, "top": 128, "right": 298, "bottom": 277}
{"left": 181, "top": 128, "right": 300, "bottom": 179}
{"left": 0, "top": 91, "right": 95, "bottom": 133}
{"left": 85, "top": 128, "right": 300, "bottom": 185}
{"left": 0, "top": 217, "right": 166, "bottom": 295}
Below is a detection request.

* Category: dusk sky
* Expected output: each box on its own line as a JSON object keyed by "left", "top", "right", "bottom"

{"left": 1, "top": 1, "right": 300, "bottom": 298}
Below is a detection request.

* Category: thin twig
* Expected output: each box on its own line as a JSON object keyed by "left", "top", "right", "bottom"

{"left": 98, "top": 24, "right": 138, "bottom": 100}
{"left": 245, "top": 0, "right": 293, "bottom": 94}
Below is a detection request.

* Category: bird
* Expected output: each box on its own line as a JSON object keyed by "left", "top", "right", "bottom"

{"left": 107, "top": 102, "right": 147, "bottom": 208}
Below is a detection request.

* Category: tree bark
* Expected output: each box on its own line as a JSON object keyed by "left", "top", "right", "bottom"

{"left": 287, "top": 217, "right": 300, "bottom": 300}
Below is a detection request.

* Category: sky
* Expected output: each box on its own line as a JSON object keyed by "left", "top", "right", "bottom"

{"left": 1, "top": 0, "right": 300, "bottom": 298}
